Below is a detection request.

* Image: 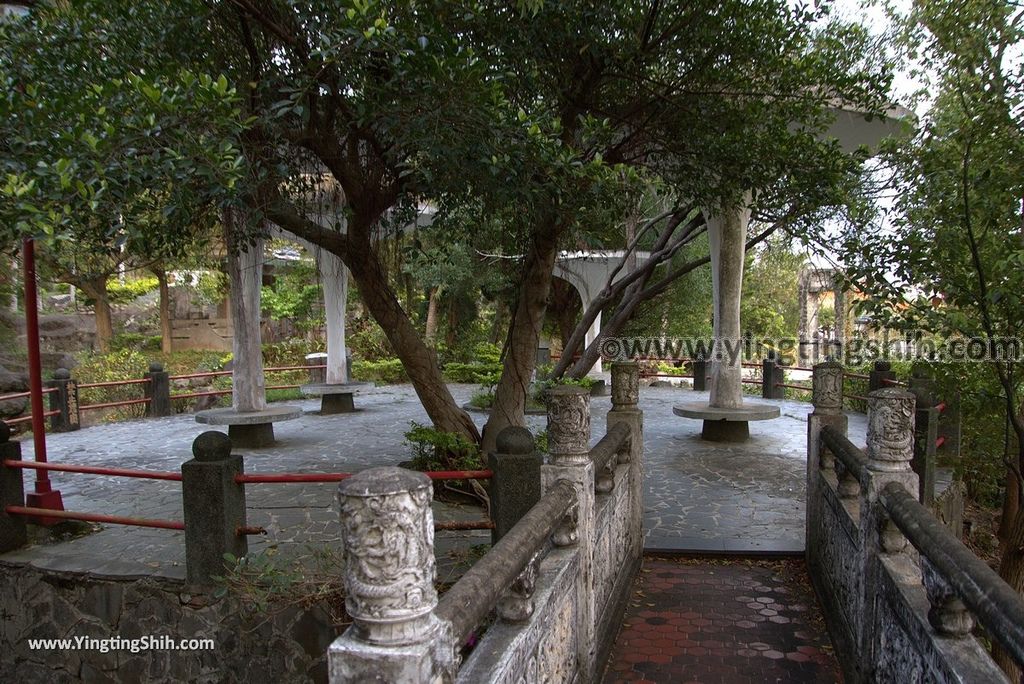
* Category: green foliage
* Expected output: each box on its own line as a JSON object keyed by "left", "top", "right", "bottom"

{"left": 73, "top": 348, "right": 151, "bottom": 420}
{"left": 261, "top": 260, "right": 322, "bottom": 331}
{"left": 467, "top": 389, "right": 495, "bottom": 409}
{"left": 442, "top": 362, "right": 502, "bottom": 385}
{"left": 214, "top": 547, "right": 348, "bottom": 626}
{"left": 106, "top": 276, "right": 159, "bottom": 304}
{"left": 530, "top": 375, "right": 595, "bottom": 404}
{"left": 110, "top": 332, "right": 162, "bottom": 352}
{"left": 404, "top": 421, "right": 483, "bottom": 472}
{"left": 351, "top": 358, "right": 408, "bottom": 384}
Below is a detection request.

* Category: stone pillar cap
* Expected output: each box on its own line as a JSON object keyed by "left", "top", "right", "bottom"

{"left": 339, "top": 466, "right": 430, "bottom": 497}
{"left": 496, "top": 426, "right": 534, "bottom": 455}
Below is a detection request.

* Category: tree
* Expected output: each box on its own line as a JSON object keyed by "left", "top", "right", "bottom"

{"left": 1, "top": 1, "right": 891, "bottom": 454}
{"left": 839, "top": 1, "right": 1024, "bottom": 677}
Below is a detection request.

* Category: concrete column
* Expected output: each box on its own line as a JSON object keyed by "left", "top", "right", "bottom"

{"left": 317, "top": 248, "right": 349, "bottom": 385}
{"left": 584, "top": 310, "right": 603, "bottom": 375}
{"left": 181, "top": 431, "right": 248, "bottom": 585}
{"left": 762, "top": 355, "right": 785, "bottom": 400}
{"left": 707, "top": 198, "right": 751, "bottom": 409}
{"left": 859, "top": 387, "right": 919, "bottom": 662}
{"left": 0, "top": 424, "right": 27, "bottom": 552}
{"left": 608, "top": 362, "right": 643, "bottom": 558}
{"left": 144, "top": 362, "right": 171, "bottom": 418}
{"left": 487, "top": 426, "right": 542, "bottom": 543}
{"left": 226, "top": 220, "right": 266, "bottom": 413}
{"left": 45, "top": 368, "right": 79, "bottom": 432}
{"left": 691, "top": 358, "right": 708, "bottom": 391}
{"left": 544, "top": 385, "right": 596, "bottom": 680}
{"left": 329, "top": 467, "right": 444, "bottom": 683}
{"left": 807, "top": 360, "right": 848, "bottom": 558}
{"left": 868, "top": 360, "right": 896, "bottom": 392}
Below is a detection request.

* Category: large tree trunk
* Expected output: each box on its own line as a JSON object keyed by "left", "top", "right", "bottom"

{"left": 80, "top": 276, "right": 113, "bottom": 352}
{"left": 549, "top": 278, "right": 581, "bottom": 349}
{"left": 153, "top": 267, "right": 173, "bottom": 354}
{"left": 346, "top": 242, "right": 480, "bottom": 442}
{"left": 994, "top": 504, "right": 1024, "bottom": 681}
{"left": 424, "top": 286, "right": 441, "bottom": 344}
{"left": 480, "top": 223, "right": 561, "bottom": 453}
{"left": 225, "top": 213, "right": 267, "bottom": 413}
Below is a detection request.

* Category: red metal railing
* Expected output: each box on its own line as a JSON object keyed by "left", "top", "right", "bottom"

{"left": 4, "top": 459, "right": 182, "bottom": 481}
{"left": 5, "top": 505, "right": 184, "bottom": 530}
{"left": 78, "top": 378, "right": 152, "bottom": 389}
{"left": 236, "top": 469, "right": 493, "bottom": 484}
{"left": 0, "top": 387, "right": 57, "bottom": 402}
{"left": 775, "top": 383, "right": 812, "bottom": 391}
{"left": 5, "top": 410, "right": 60, "bottom": 425}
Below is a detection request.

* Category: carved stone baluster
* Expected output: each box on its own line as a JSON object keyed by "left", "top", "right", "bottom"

{"left": 921, "top": 557, "right": 974, "bottom": 637}
{"left": 498, "top": 552, "right": 542, "bottom": 622}
{"left": 329, "top": 467, "right": 445, "bottom": 683}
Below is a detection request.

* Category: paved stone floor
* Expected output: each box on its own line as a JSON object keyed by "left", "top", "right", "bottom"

{"left": 602, "top": 557, "right": 842, "bottom": 683}
{"left": 0, "top": 383, "right": 867, "bottom": 579}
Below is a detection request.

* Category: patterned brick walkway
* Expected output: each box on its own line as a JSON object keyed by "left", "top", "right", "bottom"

{"left": 603, "top": 557, "right": 841, "bottom": 683}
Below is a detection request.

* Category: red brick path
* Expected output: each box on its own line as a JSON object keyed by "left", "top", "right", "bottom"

{"left": 603, "top": 557, "right": 842, "bottom": 683}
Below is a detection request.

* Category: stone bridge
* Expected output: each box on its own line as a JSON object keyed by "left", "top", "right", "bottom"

{"left": 329, "top": 361, "right": 1024, "bottom": 683}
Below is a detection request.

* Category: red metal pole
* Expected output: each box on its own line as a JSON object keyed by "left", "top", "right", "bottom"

{"left": 22, "top": 237, "right": 64, "bottom": 519}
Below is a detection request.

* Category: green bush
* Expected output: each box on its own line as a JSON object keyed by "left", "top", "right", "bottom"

{"left": 404, "top": 421, "right": 483, "bottom": 472}
{"left": 106, "top": 276, "right": 159, "bottom": 304}
{"left": 110, "top": 332, "right": 162, "bottom": 352}
{"left": 73, "top": 349, "right": 151, "bottom": 421}
{"left": 468, "top": 389, "right": 495, "bottom": 409}
{"left": 351, "top": 358, "right": 408, "bottom": 384}
{"left": 442, "top": 361, "right": 502, "bottom": 384}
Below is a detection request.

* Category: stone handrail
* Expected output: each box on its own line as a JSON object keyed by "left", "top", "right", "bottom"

{"left": 820, "top": 425, "right": 866, "bottom": 477}
{"left": 436, "top": 478, "right": 576, "bottom": 645}
{"left": 880, "top": 482, "right": 1024, "bottom": 667}
{"left": 807, "top": 361, "right": 1011, "bottom": 682}
{"left": 590, "top": 421, "right": 631, "bottom": 478}
{"left": 328, "top": 360, "right": 645, "bottom": 682}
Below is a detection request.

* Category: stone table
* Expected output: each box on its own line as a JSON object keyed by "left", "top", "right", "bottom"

{"left": 299, "top": 382, "right": 374, "bottom": 415}
{"left": 673, "top": 401, "right": 781, "bottom": 442}
{"left": 194, "top": 405, "right": 302, "bottom": 448}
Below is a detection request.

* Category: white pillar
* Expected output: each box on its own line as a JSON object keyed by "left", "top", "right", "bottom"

{"left": 707, "top": 196, "right": 751, "bottom": 409}
{"left": 584, "top": 310, "right": 602, "bottom": 375}
{"left": 316, "top": 249, "right": 349, "bottom": 384}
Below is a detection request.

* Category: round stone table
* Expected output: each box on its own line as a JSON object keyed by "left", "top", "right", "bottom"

{"left": 673, "top": 401, "right": 781, "bottom": 442}
{"left": 299, "top": 382, "right": 374, "bottom": 415}
{"left": 195, "top": 405, "right": 302, "bottom": 448}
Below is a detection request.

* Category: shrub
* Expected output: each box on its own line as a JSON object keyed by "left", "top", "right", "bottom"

{"left": 442, "top": 361, "right": 502, "bottom": 385}
{"left": 404, "top": 421, "right": 483, "bottom": 472}
{"left": 351, "top": 358, "right": 408, "bottom": 384}
{"left": 106, "top": 276, "right": 160, "bottom": 304}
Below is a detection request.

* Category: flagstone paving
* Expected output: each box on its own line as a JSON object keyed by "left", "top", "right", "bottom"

{"left": 0, "top": 383, "right": 868, "bottom": 580}
{"left": 602, "top": 557, "right": 842, "bottom": 684}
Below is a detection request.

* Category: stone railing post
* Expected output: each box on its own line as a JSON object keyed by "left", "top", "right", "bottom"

{"left": 761, "top": 353, "right": 785, "bottom": 400}
{"left": 868, "top": 360, "right": 896, "bottom": 392}
{"left": 329, "top": 467, "right": 448, "bottom": 683}
{"left": 487, "top": 426, "right": 542, "bottom": 543}
{"left": 909, "top": 370, "right": 938, "bottom": 505}
{"left": 305, "top": 352, "right": 328, "bottom": 385}
{"left": 45, "top": 368, "right": 79, "bottom": 433}
{"left": 608, "top": 361, "right": 643, "bottom": 558}
{"left": 181, "top": 431, "right": 248, "bottom": 585}
{"left": 144, "top": 362, "right": 172, "bottom": 418}
{"left": 858, "top": 387, "right": 919, "bottom": 666}
{"left": 0, "top": 424, "right": 27, "bottom": 552}
{"left": 807, "top": 360, "right": 848, "bottom": 556}
{"left": 691, "top": 358, "right": 708, "bottom": 391}
{"left": 544, "top": 385, "right": 596, "bottom": 680}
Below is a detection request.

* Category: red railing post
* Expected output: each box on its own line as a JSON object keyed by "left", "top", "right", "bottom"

{"left": 22, "top": 237, "right": 63, "bottom": 520}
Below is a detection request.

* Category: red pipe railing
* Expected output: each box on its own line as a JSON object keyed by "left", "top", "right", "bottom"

{"left": 775, "top": 383, "right": 812, "bottom": 391}
{"left": 6, "top": 410, "right": 59, "bottom": 425}
{"left": 435, "top": 520, "right": 494, "bottom": 531}
{"left": 4, "top": 459, "right": 182, "bottom": 481}
{"left": 235, "top": 469, "right": 493, "bottom": 484}
{"left": 78, "top": 378, "right": 152, "bottom": 389}
{"left": 5, "top": 505, "right": 184, "bottom": 530}
{"left": 79, "top": 397, "right": 151, "bottom": 412}
{"left": 0, "top": 387, "right": 57, "bottom": 402}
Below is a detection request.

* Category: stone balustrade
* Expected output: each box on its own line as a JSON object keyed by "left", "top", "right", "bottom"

{"left": 807, "top": 361, "right": 1024, "bottom": 682}
{"left": 328, "top": 361, "right": 644, "bottom": 682}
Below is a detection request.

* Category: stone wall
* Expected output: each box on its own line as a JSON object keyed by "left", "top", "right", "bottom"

{"left": 0, "top": 563, "right": 337, "bottom": 683}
